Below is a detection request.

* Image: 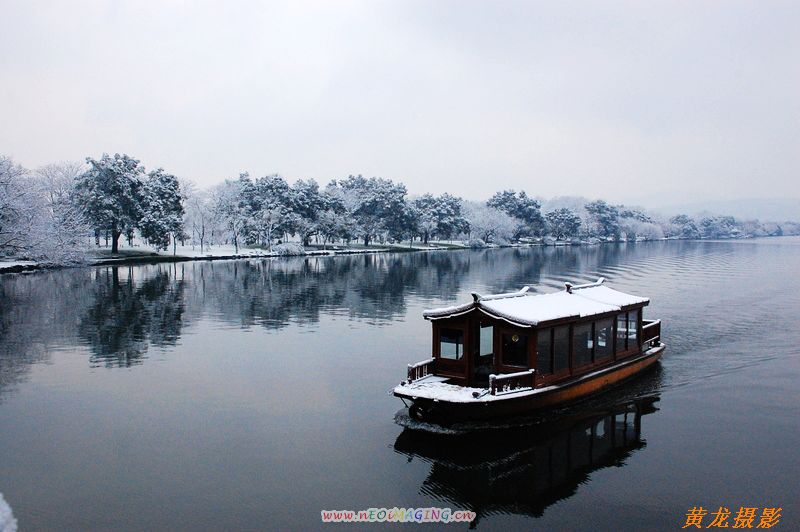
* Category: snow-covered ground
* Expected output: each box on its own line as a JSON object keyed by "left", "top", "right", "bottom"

{"left": 1, "top": 243, "right": 446, "bottom": 272}
{"left": 383, "top": 241, "right": 469, "bottom": 250}
{"left": 98, "top": 244, "right": 281, "bottom": 259}
{"left": 0, "top": 492, "right": 17, "bottom": 532}
{"left": 104, "top": 243, "right": 389, "bottom": 259}
{"left": 92, "top": 241, "right": 472, "bottom": 260}
{"left": 2, "top": 240, "right": 497, "bottom": 272}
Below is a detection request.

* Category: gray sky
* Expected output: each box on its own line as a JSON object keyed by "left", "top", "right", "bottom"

{"left": 1, "top": 0, "right": 798, "bottom": 205}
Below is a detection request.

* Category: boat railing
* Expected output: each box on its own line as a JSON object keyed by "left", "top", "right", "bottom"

{"left": 642, "top": 319, "right": 661, "bottom": 347}
{"left": 489, "top": 369, "right": 536, "bottom": 395}
{"left": 407, "top": 358, "right": 436, "bottom": 383}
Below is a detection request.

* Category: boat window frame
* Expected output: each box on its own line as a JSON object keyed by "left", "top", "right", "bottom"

{"left": 432, "top": 321, "right": 469, "bottom": 382}
{"left": 557, "top": 312, "right": 630, "bottom": 378}
{"left": 552, "top": 324, "right": 572, "bottom": 377}
{"left": 627, "top": 308, "right": 640, "bottom": 349}
{"left": 616, "top": 312, "right": 628, "bottom": 354}
{"left": 478, "top": 322, "right": 494, "bottom": 358}
{"left": 615, "top": 306, "right": 644, "bottom": 358}
{"left": 439, "top": 327, "right": 465, "bottom": 360}
{"left": 467, "top": 319, "right": 497, "bottom": 387}
{"left": 595, "top": 318, "right": 614, "bottom": 362}
{"left": 497, "top": 325, "right": 532, "bottom": 372}
{"left": 573, "top": 321, "right": 595, "bottom": 369}
{"left": 535, "top": 323, "right": 572, "bottom": 383}
{"left": 535, "top": 327, "right": 554, "bottom": 376}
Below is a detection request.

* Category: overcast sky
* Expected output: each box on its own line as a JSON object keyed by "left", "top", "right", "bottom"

{"left": 1, "top": 0, "right": 798, "bottom": 205}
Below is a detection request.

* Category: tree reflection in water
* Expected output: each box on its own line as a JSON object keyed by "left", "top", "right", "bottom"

{"left": 394, "top": 395, "right": 660, "bottom": 528}
{"left": 0, "top": 268, "right": 94, "bottom": 399}
{"left": 0, "top": 243, "right": 671, "bottom": 397}
{"left": 79, "top": 266, "right": 186, "bottom": 367}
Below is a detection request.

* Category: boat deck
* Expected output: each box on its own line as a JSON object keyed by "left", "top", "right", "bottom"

{"left": 394, "top": 345, "right": 665, "bottom": 404}
{"left": 394, "top": 374, "right": 540, "bottom": 403}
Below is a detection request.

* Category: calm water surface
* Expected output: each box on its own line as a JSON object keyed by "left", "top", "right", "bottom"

{"left": 1, "top": 239, "right": 799, "bottom": 530}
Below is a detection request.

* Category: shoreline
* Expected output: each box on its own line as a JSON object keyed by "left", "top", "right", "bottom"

{"left": 0, "top": 245, "right": 460, "bottom": 274}
{"left": 0, "top": 235, "right": 791, "bottom": 274}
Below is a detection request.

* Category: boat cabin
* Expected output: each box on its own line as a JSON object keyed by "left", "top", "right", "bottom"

{"left": 414, "top": 278, "right": 661, "bottom": 393}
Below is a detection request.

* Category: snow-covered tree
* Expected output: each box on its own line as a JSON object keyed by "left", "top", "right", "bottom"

{"left": 140, "top": 168, "right": 185, "bottom": 254}
{"left": 668, "top": 214, "right": 700, "bottom": 239}
{"left": 620, "top": 219, "right": 663, "bottom": 240}
{"left": 0, "top": 156, "right": 34, "bottom": 256}
{"left": 700, "top": 215, "right": 738, "bottom": 239}
{"left": 212, "top": 174, "right": 251, "bottom": 253}
{"left": 184, "top": 186, "right": 214, "bottom": 252}
{"left": 328, "top": 175, "right": 408, "bottom": 246}
{"left": 32, "top": 161, "right": 91, "bottom": 263}
{"left": 584, "top": 200, "right": 620, "bottom": 240}
{"left": 1, "top": 157, "right": 89, "bottom": 263}
{"left": 545, "top": 208, "right": 582, "bottom": 239}
{"left": 316, "top": 209, "right": 342, "bottom": 248}
{"left": 619, "top": 208, "right": 653, "bottom": 223}
{"left": 243, "top": 174, "right": 295, "bottom": 250}
{"left": 289, "top": 179, "right": 326, "bottom": 245}
{"left": 541, "top": 195, "right": 590, "bottom": 214}
{"left": 462, "top": 201, "right": 517, "bottom": 243}
{"left": 760, "top": 221, "right": 782, "bottom": 237}
{"left": 384, "top": 200, "right": 418, "bottom": 244}
{"left": 413, "top": 193, "right": 468, "bottom": 244}
{"left": 75, "top": 153, "right": 146, "bottom": 253}
{"left": 36, "top": 161, "right": 85, "bottom": 208}
{"left": 418, "top": 217, "right": 437, "bottom": 244}
{"left": 322, "top": 183, "right": 361, "bottom": 244}
{"left": 737, "top": 219, "right": 767, "bottom": 238}
{"left": 487, "top": 189, "right": 546, "bottom": 239}
{"left": 780, "top": 221, "right": 800, "bottom": 235}
{"left": 618, "top": 206, "right": 658, "bottom": 240}
{"left": 639, "top": 222, "right": 665, "bottom": 240}
{"left": 412, "top": 194, "right": 437, "bottom": 244}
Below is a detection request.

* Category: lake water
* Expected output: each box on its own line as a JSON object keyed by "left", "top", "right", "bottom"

{"left": 1, "top": 239, "right": 798, "bottom": 530}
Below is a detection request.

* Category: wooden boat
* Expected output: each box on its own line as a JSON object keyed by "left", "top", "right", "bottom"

{"left": 393, "top": 278, "right": 664, "bottom": 423}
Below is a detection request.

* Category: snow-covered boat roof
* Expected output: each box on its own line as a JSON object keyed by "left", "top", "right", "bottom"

{"left": 422, "top": 278, "right": 649, "bottom": 327}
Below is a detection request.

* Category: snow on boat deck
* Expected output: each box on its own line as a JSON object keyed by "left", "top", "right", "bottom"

{"left": 394, "top": 375, "right": 541, "bottom": 403}
{"left": 394, "top": 346, "right": 664, "bottom": 404}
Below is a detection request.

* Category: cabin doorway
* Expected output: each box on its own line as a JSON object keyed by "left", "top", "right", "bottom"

{"left": 471, "top": 322, "right": 495, "bottom": 387}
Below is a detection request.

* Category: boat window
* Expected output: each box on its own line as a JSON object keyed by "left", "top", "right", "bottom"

{"left": 536, "top": 328, "right": 553, "bottom": 374}
{"left": 627, "top": 309, "right": 639, "bottom": 346}
{"left": 479, "top": 324, "right": 494, "bottom": 356}
{"left": 574, "top": 322, "right": 593, "bottom": 367}
{"left": 553, "top": 325, "right": 570, "bottom": 372}
{"left": 440, "top": 328, "right": 464, "bottom": 360}
{"left": 501, "top": 332, "right": 528, "bottom": 367}
{"left": 595, "top": 319, "right": 614, "bottom": 361}
{"left": 616, "top": 313, "right": 628, "bottom": 353}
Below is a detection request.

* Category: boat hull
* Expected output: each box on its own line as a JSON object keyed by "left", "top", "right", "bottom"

{"left": 397, "top": 345, "right": 664, "bottom": 423}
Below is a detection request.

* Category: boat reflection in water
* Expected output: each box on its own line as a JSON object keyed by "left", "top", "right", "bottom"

{"left": 393, "top": 395, "right": 659, "bottom": 527}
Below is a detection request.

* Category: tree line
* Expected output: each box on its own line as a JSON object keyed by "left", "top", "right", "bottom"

{"left": 2, "top": 152, "right": 799, "bottom": 264}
